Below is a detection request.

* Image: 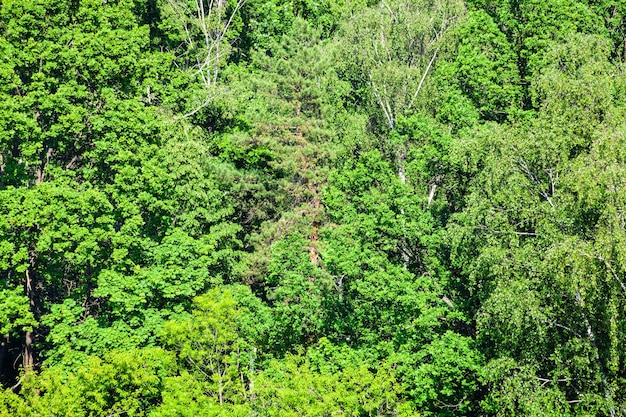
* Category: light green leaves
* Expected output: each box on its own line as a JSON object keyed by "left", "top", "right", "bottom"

{"left": 0, "top": 288, "right": 36, "bottom": 337}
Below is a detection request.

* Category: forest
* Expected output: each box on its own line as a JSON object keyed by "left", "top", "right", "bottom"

{"left": 0, "top": 0, "right": 625, "bottom": 415}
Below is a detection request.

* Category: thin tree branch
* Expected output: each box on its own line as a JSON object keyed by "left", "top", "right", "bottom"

{"left": 407, "top": 48, "right": 438, "bottom": 112}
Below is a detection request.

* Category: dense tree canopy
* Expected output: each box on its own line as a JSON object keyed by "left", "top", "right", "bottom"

{"left": 1, "top": 0, "right": 625, "bottom": 416}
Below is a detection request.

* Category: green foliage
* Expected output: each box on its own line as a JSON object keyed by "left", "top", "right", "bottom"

{"left": 0, "top": 0, "right": 183, "bottom": 186}
{"left": 253, "top": 352, "right": 417, "bottom": 417}
{"left": 532, "top": 33, "right": 616, "bottom": 139}
{"left": 466, "top": 0, "right": 606, "bottom": 109}
{"left": 437, "top": 9, "right": 522, "bottom": 122}
{"left": 235, "top": 0, "right": 367, "bottom": 58}
{"left": 400, "top": 331, "right": 481, "bottom": 416}
{"left": 0, "top": 288, "right": 35, "bottom": 337}
{"left": 0, "top": 347, "right": 175, "bottom": 417}
{"left": 2, "top": 0, "right": 626, "bottom": 414}
{"left": 161, "top": 286, "right": 270, "bottom": 406}
{"left": 264, "top": 233, "right": 335, "bottom": 351}
{"left": 481, "top": 358, "right": 573, "bottom": 417}
{"left": 446, "top": 53, "right": 626, "bottom": 411}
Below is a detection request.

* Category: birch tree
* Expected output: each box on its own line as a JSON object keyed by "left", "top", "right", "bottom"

{"left": 163, "top": 0, "right": 246, "bottom": 118}
{"left": 338, "top": 0, "right": 463, "bottom": 271}
{"left": 342, "top": 0, "right": 465, "bottom": 132}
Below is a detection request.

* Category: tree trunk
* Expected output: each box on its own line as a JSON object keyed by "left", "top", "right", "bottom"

{"left": 576, "top": 290, "right": 616, "bottom": 417}
{"left": 0, "top": 336, "right": 7, "bottom": 382}
{"left": 23, "top": 268, "right": 35, "bottom": 373}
